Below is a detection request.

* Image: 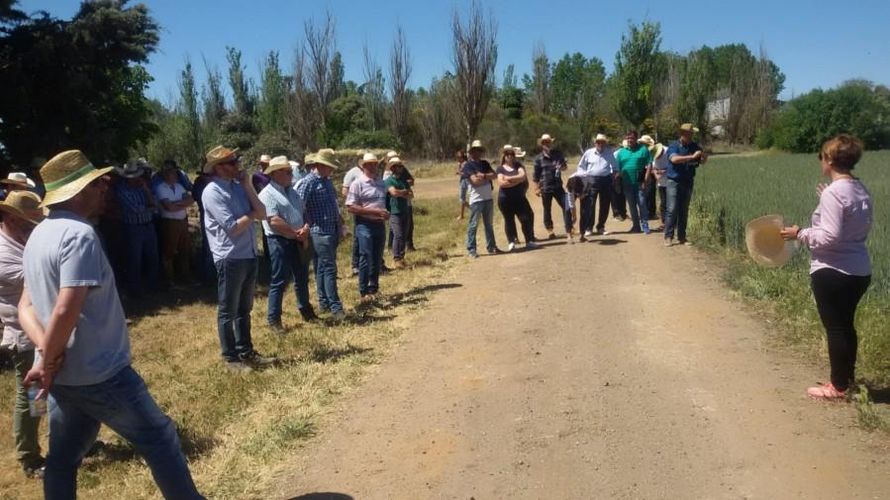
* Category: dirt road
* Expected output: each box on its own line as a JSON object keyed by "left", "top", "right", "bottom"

{"left": 278, "top": 182, "right": 889, "bottom": 499}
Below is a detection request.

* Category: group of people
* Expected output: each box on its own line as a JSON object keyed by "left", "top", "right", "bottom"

{"left": 457, "top": 124, "right": 708, "bottom": 257}
{"left": 0, "top": 124, "right": 874, "bottom": 497}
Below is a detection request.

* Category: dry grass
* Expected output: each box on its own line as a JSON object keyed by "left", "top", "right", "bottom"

{"left": 0, "top": 193, "right": 467, "bottom": 499}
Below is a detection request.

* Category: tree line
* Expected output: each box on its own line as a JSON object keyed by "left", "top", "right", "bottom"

{"left": 0, "top": 0, "right": 886, "bottom": 174}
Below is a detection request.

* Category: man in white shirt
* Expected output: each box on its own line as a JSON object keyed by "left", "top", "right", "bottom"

{"left": 575, "top": 133, "right": 619, "bottom": 238}
{"left": 154, "top": 162, "right": 195, "bottom": 287}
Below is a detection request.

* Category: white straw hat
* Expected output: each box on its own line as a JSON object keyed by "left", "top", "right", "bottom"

{"left": 745, "top": 214, "right": 793, "bottom": 267}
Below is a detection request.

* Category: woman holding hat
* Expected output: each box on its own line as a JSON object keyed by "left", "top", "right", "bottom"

{"left": 0, "top": 191, "right": 46, "bottom": 478}
{"left": 780, "top": 134, "right": 873, "bottom": 400}
{"left": 497, "top": 145, "right": 537, "bottom": 251}
{"left": 385, "top": 157, "right": 414, "bottom": 267}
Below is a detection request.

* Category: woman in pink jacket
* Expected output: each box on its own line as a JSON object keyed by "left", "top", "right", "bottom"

{"left": 781, "top": 134, "right": 873, "bottom": 400}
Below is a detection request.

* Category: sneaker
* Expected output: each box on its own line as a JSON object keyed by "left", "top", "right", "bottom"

{"left": 807, "top": 382, "right": 846, "bottom": 400}
{"left": 663, "top": 239, "right": 673, "bottom": 247}
{"left": 643, "top": 227, "right": 651, "bottom": 235}
{"left": 242, "top": 351, "right": 276, "bottom": 367}
{"left": 547, "top": 232, "right": 557, "bottom": 240}
{"left": 601, "top": 230, "right": 611, "bottom": 236}
{"left": 526, "top": 241, "right": 539, "bottom": 250}
{"left": 468, "top": 251, "right": 479, "bottom": 259}
{"left": 680, "top": 240, "right": 693, "bottom": 246}
{"left": 299, "top": 307, "right": 319, "bottom": 321}
{"left": 225, "top": 360, "right": 253, "bottom": 373}
{"left": 23, "top": 463, "right": 45, "bottom": 479}
{"left": 360, "top": 294, "right": 374, "bottom": 304}
{"left": 578, "top": 235, "right": 586, "bottom": 242}
{"left": 489, "top": 247, "right": 504, "bottom": 255}
{"left": 507, "top": 242, "right": 516, "bottom": 252}
{"left": 331, "top": 310, "right": 347, "bottom": 321}
{"left": 583, "top": 230, "right": 594, "bottom": 238}
{"left": 350, "top": 268, "right": 359, "bottom": 277}
{"left": 268, "top": 322, "right": 287, "bottom": 335}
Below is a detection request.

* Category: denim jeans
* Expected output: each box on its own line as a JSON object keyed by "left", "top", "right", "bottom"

{"left": 355, "top": 220, "right": 385, "bottom": 296}
{"left": 122, "top": 222, "right": 159, "bottom": 295}
{"left": 13, "top": 348, "right": 41, "bottom": 469}
{"left": 622, "top": 180, "right": 650, "bottom": 232}
{"left": 580, "top": 176, "right": 612, "bottom": 233}
{"left": 466, "top": 199, "right": 496, "bottom": 253}
{"left": 540, "top": 189, "right": 569, "bottom": 232}
{"left": 390, "top": 213, "right": 407, "bottom": 260}
{"left": 214, "top": 258, "right": 257, "bottom": 361}
{"left": 405, "top": 204, "right": 415, "bottom": 248}
{"left": 665, "top": 179, "right": 693, "bottom": 241}
{"left": 350, "top": 229, "right": 359, "bottom": 272}
{"left": 45, "top": 366, "right": 202, "bottom": 499}
{"left": 266, "top": 235, "right": 311, "bottom": 325}
{"left": 311, "top": 232, "right": 343, "bottom": 313}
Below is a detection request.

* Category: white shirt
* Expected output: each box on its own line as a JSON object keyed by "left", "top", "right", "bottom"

{"left": 155, "top": 182, "right": 188, "bottom": 220}
{"left": 576, "top": 147, "right": 618, "bottom": 177}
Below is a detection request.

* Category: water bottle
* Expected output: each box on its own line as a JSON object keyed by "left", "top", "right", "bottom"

{"left": 27, "top": 384, "right": 46, "bottom": 417}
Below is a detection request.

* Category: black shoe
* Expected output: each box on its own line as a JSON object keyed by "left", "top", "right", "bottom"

{"left": 22, "top": 458, "right": 45, "bottom": 479}
{"left": 241, "top": 351, "right": 276, "bottom": 367}
{"left": 268, "top": 322, "right": 287, "bottom": 335}
{"left": 407, "top": 245, "right": 416, "bottom": 252}
{"left": 299, "top": 307, "right": 319, "bottom": 321}
{"left": 489, "top": 247, "right": 504, "bottom": 255}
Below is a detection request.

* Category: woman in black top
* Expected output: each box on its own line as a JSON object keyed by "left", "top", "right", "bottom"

{"left": 497, "top": 145, "right": 538, "bottom": 251}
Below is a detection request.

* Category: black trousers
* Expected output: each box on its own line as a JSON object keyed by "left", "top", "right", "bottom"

{"left": 644, "top": 181, "right": 657, "bottom": 219}
{"left": 541, "top": 188, "right": 570, "bottom": 233}
{"left": 811, "top": 268, "right": 871, "bottom": 391}
{"left": 611, "top": 180, "right": 627, "bottom": 217}
{"left": 580, "top": 176, "right": 612, "bottom": 233}
{"left": 498, "top": 196, "right": 535, "bottom": 244}
{"left": 658, "top": 186, "right": 667, "bottom": 223}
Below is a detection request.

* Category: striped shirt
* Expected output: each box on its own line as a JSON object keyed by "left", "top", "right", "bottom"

{"left": 114, "top": 182, "right": 154, "bottom": 225}
{"left": 295, "top": 171, "right": 341, "bottom": 236}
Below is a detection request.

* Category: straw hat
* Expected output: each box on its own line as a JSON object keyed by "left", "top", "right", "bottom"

{"left": 468, "top": 139, "right": 485, "bottom": 152}
{"left": 0, "top": 172, "right": 36, "bottom": 189}
{"left": 115, "top": 161, "right": 146, "bottom": 179}
{"left": 385, "top": 151, "right": 399, "bottom": 160}
{"left": 264, "top": 155, "right": 291, "bottom": 175}
{"left": 259, "top": 154, "right": 272, "bottom": 164}
{"left": 745, "top": 214, "right": 793, "bottom": 267}
{"left": 638, "top": 135, "right": 655, "bottom": 147}
{"left": 594, "top": 133, "right": 608, "bottom": 143}
{"left": 40, "top": 150, "right": 114, "bottom": 207}
{"left": 501, "top": 144, "right": 515, "bottom": 155}
{"left": 204, "top": 145, "right": 240, "bottom": 173}
{"left": 387, "top": 157, "right": 404, "bottom": 169}
{"left": 514, "top": 147, "right": 527, "bottom": 159}
{"left": 307, "top": 148, "right": 342, "bottom": 171}
{"left": 537, "top": 133, "right": 555, "bottom": 145}
{"left": 679, "top": 123, "right": 700, "bottom": 133}
{"left": 0, "top": 191, "right": 45, "bottom": 225}
{"left": 359, "top": 152, "right": 379, "bottom": 166}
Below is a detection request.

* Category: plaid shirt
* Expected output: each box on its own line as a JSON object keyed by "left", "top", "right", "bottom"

{"left": 114, "top": 182, "right": 154, "bottom": 225}
{"left": 295, "top": 171, "right": 341, "bottom": 235}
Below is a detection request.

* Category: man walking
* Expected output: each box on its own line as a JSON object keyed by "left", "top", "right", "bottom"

{"left": 258, "top": 156, "right": 315, "bottom": 332}
{"left": 665, "top": 123, "right": 708, "bottom": 246}
{"left": 21, "top": 150, "right": 203, "bottom": 499}
{"left": 532, "top": 134, "right": 569, "bottom": 240}
{"left": 202, "top": 145, "right": 275, "bottom": 371}
{"left": 0, "top": 191, "right": 45, "bottom": 478}
{"left": 462, "top": 140, "right": 501, "bottom": 258}
{"left": 575, "top": 134, "right": 619, "bottom": 239}
{"left": 345, "top": 153, "right": 389, "bottom": 303}
{"left": 296, "top": 149, "right": 347, "bottom": 320}
{"left": 614, "top": 130, "right": 653, "bottom": 234}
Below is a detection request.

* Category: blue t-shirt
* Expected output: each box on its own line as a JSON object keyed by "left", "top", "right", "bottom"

{"left": 23, "top": 210, "right": 131, "bottom": 386}
{"left": 202, "top": 177, "right": 257, "bottom": 262}
{"left": 666, "top": 140, "right": 703, "bottom": 184}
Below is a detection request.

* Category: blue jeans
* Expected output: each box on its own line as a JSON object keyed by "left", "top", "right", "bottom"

{"left": 390, "top": 213, "right": 407, "bottom": 260}
{"left": 355, "top": 220, "right": 385, "bottom": 296}
{"left": 350, "top": 229, "right": 359, "bottom": 272}
{"left": 466, "top": 199, "right": 496, "bottom": 253}
{"left": 45, "top": 366, "right": 202, "bottom": 499}
{"left": 665, "top": 179, "right": 693, "bottom": 241}
{"left": 214, "top": 258, "right": 257, "bottom": 361}
{"left": 267, "top": 236, "right": 311, "bottom": 325}
{"left": 622, "top": 180, "right": 650, "bottom": 232}
{"left": 122, "top": 222, "right": 159, "bottom": 295}
{"left": 311, "top": 232, "right": 343, "bottom": 313}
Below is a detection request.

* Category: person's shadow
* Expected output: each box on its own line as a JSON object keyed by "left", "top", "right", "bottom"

{"left": 288, "top": 494, "right": 354, "bottom": 500}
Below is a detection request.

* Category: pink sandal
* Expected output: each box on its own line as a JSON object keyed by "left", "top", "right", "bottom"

{"left": 807, "top": 382, "right": 846, "bottom": 400}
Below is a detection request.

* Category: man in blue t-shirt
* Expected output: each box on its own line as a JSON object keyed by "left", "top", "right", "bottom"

{"left": 664, "top": 123, "right": 708, "bottom": 246}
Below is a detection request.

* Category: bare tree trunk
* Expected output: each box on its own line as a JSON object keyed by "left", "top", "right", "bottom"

{"left": 531, "top": 42, "right": 550, "bottom": 115}
{"left": 362, "top": 42, "right": 386, "bottom": 131}
{"left": 451, "top": 0, "right": 498, "bottom": 146}
{"left": 286, "top": 45, "right": 315, "bottom": 151}
{"left": 304, "top": 11, "right": 337, "bottom": 132}
{"left": 389, "top": 24, "right": 412, "bottom": 146}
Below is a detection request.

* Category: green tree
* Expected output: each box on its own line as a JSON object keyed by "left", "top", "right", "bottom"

{"left": 177, "top": 59, "right": 203, "bottom": 167}
{"left": 612, "top": 21, "right": 663, "bottom": 129}
{"left": 0, "top": 0, "right": 160, "bottom": 168}
{"left": 201, "top": 59, "right": 227, "bottom": 141}
{"left": 523, "top": 42, "right": 550, "bottom": 115}
{"left": 257, "top": 50, "right": 288, "bottom": 133}
{"left": 676, "top": 47, "right": 716, "bottom": 136}
{"left": 550, "top": 52, "right": 606, "bottom": 152}
{"left": 499, "top": 64, "right": 523, "bottom": 120}
{"left": 226, "top": 46, "right": 254, "bottom": 117}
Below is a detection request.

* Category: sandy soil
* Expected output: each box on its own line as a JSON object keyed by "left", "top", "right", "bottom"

{"left": 276, "top": 181, "right": 890, "bottom": 500}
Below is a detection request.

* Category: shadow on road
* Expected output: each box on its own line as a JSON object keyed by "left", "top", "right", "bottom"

{"left": 288, "top": 494, "right": 354, "bottom": 500}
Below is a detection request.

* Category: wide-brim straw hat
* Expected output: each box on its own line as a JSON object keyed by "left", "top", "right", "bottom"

{"left": 679, "top": 123, "right": 700, "bottom": 133}
{"left": 0, "top": 190, "right": 45, "bottom": 225}
{"left": 387, "top": 157, "right": 404, "bottom": 169}
{"left": 0, "top": 172, "right": 36, "bottom": 189}
{"left": 638, "top": 135, "right": 655, "bottom": 147}
{"left": 501, "top": 144, "right": 515, "bottom": 156}
{"left": 537, "top": 133, "right": 555, "bottom": 145}
{"left": 264, "top": 155, "right": 291, "bottom": 175}
{"left": 259, "top": 154, "right": 272, "bottom": 164}
{"left": 307, "top": 148, "right": 342, "bottom": 171}
{"left": 468, "top": 139, "right": 485, "bottom": 152}
{"left": 40, "top": 150, "right": 113, "bottom": 207}
{"left": 594, "top": 133, "right": 609, "bottom": 143}
{"left": 514, "top": 148, "right": 527, "bottom": 159}
{"left": 359, "top": 152, "right": 380, "bottom": 166}
{"left": 745, "top": 214, "right": 793, "bottom": 267}
{"left": 114, "top": 162, "right": 145, "bottom": 179}
{"left": 204, "top": 145, "right": 240, "bottom": 173}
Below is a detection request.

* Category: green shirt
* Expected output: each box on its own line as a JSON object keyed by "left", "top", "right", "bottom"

{"left": 384, "top": 175, "right": 409, "bottom": 215}
{"left": 615, "top": 145, "right": 652, "bottom": 186}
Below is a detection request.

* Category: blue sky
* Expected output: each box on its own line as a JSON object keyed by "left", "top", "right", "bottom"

{"left": 19, "top": 0, "right": 890, "bottom": 104}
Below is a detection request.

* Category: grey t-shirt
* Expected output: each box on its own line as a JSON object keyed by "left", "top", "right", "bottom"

{"left": 23, "top": 210, "right": 130, "bottom": 386}
{"left": 343, "top": 166, "right": 362, "bottom": 189}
